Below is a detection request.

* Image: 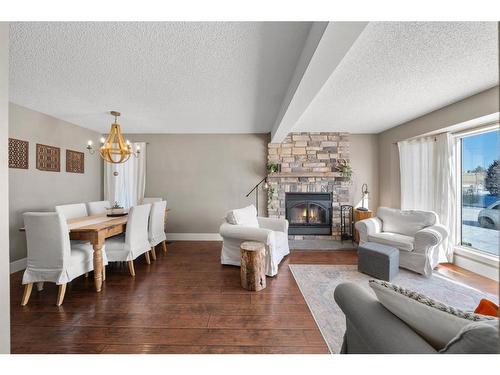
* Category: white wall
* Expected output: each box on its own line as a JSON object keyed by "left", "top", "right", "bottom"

{"left": 126, "top": 133, "right": 269, "bottom": 235}
{"left": 349, "top": 134, "right": 379, "bottom": 212}
{"left": 0, "top": 22, "right": 10, "bottom": 354}
{"left": 9, "top": 103, "right": 103, "bottom": 262}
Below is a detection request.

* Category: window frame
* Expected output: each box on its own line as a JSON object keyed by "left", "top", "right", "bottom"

{"left": 453, "top": 122, "right": 499, "bottom": 261}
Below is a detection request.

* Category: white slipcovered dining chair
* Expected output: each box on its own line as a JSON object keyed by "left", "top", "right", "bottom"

{"left": 104, "top": 204, "right": 152, "bottom": 276}
{"left": 21, "top": 212, "right": 109, "bottom": 306}
{"left": 55, "top": 203, "right": 88, "bottom": 219}
{"left": 148, "top": 200, "right": 167, "bottom": 260}
{"left": 55, "top": 202, "right": 107, "bottom": 278}
{"left": 142, "top": 197, "right": 163, "bottom": 204}
{"left": 86, "top": 200, "right": 110, "bottom": 216}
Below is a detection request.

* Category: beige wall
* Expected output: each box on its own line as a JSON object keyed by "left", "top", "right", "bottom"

{"left": 9, "top": 103, "right": 103, "bottom": 262}
{"left": 350, "top": 134, "right": 379, "bottom": 212}
{"left": 378, "top": 86, "right": 499, "bottom": 208}
{"left": 126, "top": 134, "right": 269, "bottom": 234}
{"left": 0, "top": 23, "right": 10, "bottom": 354}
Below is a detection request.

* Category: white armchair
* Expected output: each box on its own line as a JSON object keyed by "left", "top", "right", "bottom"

{"left": 355, "top": 207, "right": 448, "bottom": 277}
{"left": 219, "top": 205, "right": 289, "bottom": 276}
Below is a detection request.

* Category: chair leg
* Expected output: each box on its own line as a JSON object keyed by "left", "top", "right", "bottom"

{"left": 128, "top": 260, "right": 136, "bottom": 276}
{"left": 150, "top": 246, "right": 157, "bottom": 261}
{"left": 145, "top": 251, "right": 151, "bottom": 264}
{"left": 162, "top": 240, "right": 167, "bottom": 254}
{"left": 36, "top": 282, "right": 44, "bottom": 291}
{"left": 102, "top": 265, "right": 106, "bottom": 281}
{"left": 21, "top": 283, "right": 33, "bottom": 306}
{"left": 56, "top": 284, "right": 67, "bottom": 306}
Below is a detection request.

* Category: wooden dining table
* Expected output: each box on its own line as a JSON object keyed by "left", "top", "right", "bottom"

{"left": 20, "top": 208, "right": 170, "bottom": 293}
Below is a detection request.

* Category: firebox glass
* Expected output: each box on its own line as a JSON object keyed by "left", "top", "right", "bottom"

{"left": 289, "top": 203, "right": 308, "bottom": 225}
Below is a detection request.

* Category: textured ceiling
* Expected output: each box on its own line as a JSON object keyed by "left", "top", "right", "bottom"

{"left": 294, "top": 22, "right": 499, "bottom": 134}
{"left": 9, "top": 22, "right": 311, "bottom": 133}
{"left": 10, "top": 22, "right": 499, "bottom": 135}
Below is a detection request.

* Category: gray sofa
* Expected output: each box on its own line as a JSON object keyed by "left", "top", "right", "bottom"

{"left": 334, "top": 282, "right": 437, "bottom": 353}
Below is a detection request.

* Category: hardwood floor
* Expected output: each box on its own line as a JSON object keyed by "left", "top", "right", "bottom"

{"left": 9, "top": 241, "right": 498, "bottom": 354}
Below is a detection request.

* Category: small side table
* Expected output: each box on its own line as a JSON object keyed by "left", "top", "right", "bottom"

{"left": 240, "top": 241, "right": 266, "bottom": 291}
{"left": 354, "top": 209, "right": 373, "bottom": 243}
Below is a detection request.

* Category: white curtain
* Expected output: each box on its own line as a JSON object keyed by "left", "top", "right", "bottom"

{"left": 398, "top": 133, "right": 457, "bottom": 262}
{"left": 104, "top": 142, "right": 146, "bottom": 209}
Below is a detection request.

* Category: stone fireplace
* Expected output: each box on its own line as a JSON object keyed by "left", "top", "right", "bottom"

{"left": 267, "top": 132, "right": 350, "bottom": 240}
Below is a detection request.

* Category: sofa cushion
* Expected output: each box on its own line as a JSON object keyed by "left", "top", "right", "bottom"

{"left": 226, "top": 205, "right": 259, "bottom": 228}
{"left": 377, "top": 207, "right": 437, "bottom": 236}
{"left": 368, "top": 232, "right": 414, "bottom": 252}
{"left": 439, "top": 320, "right": 499, "bottom": 354}
{"left": 369, "top": 280, "right": 497, "bottom": 350}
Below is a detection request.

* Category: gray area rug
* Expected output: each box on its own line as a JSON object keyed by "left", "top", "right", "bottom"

{"left": 289, "top": 264, "right": 498, "bottom": 354}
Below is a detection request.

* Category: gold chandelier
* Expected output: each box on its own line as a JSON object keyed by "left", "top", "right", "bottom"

{"left": 87, "top": 111, "right": 140, "bottom": 164}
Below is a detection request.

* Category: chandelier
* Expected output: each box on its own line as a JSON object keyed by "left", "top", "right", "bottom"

{"left": 86, "top": 111, "right": 140, "bottom": 164}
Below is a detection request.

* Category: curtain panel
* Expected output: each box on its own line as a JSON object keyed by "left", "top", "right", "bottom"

{"left": 398, "top": 134, "right": 457, "bottom": 262}
{"left": 104, "top": 142, "right": 146, "bottom": 209}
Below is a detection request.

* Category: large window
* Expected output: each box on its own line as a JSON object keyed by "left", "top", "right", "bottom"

{"left": 459, "top": 127, "right": 499, "bottom": 257}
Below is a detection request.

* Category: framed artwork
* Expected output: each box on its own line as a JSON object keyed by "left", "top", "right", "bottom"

{"left": 8, "top": 138, "right": 29, "bottom": 169}
{"left": 66, "top": 149, "right": 84, "bottom": 173}
{"left": 36, "top": 143, "right": 60, "bottom": 172}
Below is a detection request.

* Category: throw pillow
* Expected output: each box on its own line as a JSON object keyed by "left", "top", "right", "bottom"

{"left": 226, "top": 205, "right": 259, "bottom": 228}
{"left": 369, "top": 280, "right": 497, "bottom": 350}
{"left": 440, "top": 320, "right": 499, "bottom": 354}
{"left": 474, "top": 298, "right": 499, "bottom": 317}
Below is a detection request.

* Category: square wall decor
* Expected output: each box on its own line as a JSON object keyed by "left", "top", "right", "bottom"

{"left": 66, "top": 149, "right": 84, "bottom": 173}
{"left": 36, "top": 143, "right": 60, "bottom": 172}
{"left": 8, "top": 138, "right": 29, "bottom": 169}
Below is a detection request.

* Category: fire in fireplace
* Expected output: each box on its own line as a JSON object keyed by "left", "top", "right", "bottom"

{"left": 285, "top": 193, "right": 332, "bottom": 235}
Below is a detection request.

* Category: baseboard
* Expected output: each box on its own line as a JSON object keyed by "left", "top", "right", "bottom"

{"left": 454, "top": 253, "right": 499, "bottom": 282}
{"left": 166, "top": 233, "right": 222, "bottom": 241}
{"left": 10, "top": 257, "right": 27, "bottom": 274}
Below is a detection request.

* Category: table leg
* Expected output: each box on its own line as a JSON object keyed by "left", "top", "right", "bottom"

{"left": 93, "top": 243, "right": 104, "bottom": 292}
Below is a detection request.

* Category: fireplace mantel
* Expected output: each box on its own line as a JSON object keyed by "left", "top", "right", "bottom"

{"left": 267, "top": 172, "right": 343, "bottom": 178}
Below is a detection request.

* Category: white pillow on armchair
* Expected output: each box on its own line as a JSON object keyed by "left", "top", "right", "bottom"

{"left": 226, "top": 205, "right": 259, "bottom": 228}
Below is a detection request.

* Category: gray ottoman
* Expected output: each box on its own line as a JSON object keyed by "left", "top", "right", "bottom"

{"left": 358, "top": 242, "right": 399, "bottom": 281}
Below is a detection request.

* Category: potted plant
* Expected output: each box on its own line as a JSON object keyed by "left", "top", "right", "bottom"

{"left": 107, "top": 201, "right": 124, "bottom": 215}
{"left": 339, "top": 164, "right": 352, "bottom": 179}
{"left": 266, "top": 162, "right": 279, "bottom": 174}
{"left": 336, "top": 159, "right": 353, "bottom": 180}
{"left": 267, "top": 185, "right": 276, "bottom": 203}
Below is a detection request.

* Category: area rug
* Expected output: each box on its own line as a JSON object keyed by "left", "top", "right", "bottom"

{"left": 289, "top": 264, "right": 498, "bottom": 354}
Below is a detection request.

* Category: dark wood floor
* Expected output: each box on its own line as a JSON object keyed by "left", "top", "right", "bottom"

{"left": 9, "top": 241, "right": 498, "bottom": 354}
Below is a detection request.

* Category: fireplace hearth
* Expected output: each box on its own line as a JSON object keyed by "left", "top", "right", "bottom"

{"left": 286, "top": 193, "right": 332, "bottom": 235}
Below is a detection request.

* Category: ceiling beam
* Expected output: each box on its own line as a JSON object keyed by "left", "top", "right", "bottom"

{"left": 270, "top": 21, "right": 368, "bottom": 143}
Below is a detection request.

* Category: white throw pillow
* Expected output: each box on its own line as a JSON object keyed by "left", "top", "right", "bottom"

{"left": 226, "top": 205, "right": 259, "bottom": 228}
{"left": 369, "top": 280, "right": 497, "bottom": 350}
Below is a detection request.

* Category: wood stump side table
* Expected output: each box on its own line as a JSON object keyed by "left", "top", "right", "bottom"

{"left": 240, "top": 241, "right": 266, "bottom": 291}
{"left": 354, "top": 209, "right": 373, "bottom": 243}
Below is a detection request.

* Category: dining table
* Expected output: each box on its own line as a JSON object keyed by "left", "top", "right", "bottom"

{"left": 21, "top": 208, "right": 170, "bottom": 292}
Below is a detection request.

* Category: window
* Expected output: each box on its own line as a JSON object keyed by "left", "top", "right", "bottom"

{"left": 459, "top": 126, "right": 499, "bottom": 257}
